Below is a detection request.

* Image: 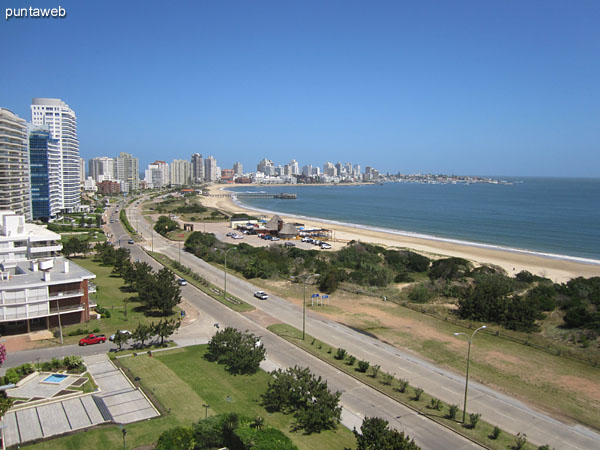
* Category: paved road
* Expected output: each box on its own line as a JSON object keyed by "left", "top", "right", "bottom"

{"left": 128, "top": 198, "right": 600, "bottom": 450}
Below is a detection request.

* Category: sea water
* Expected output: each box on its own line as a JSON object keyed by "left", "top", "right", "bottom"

{"left": 228, "top": 178, "right": 600, "bottom": 263}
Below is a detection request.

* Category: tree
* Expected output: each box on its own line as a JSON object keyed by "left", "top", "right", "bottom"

{"left": 262, "top": 366, "right": 342, "bottom": 434}
{"left": 61, "top": 237, "right": 82, "bottom": 257}
{"left": 152, "top": 318, "right": 180, "bottom": 345}
{"left": 139, "top": 268, "right": 181, "bottom": 315}
{"left": 132, "top": 323, "right": 153, "bottom": 347}
{"left": 354, "top": 417, "right": 420, "bottom": 450}
{"left": 206, "top": 327, "right": 266, "bottom": 375}
{"left": 155, "top": 426, "right": 195, "bottom": 450}
{"left": 113, "top": 331, "right": 129, "bottom": 351}
{"left": 154, "top": 215, "right": 180, "bottom": 236}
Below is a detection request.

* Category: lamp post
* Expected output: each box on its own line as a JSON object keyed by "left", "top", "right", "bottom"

{"left": 454, "top": 325, "right": 486, "bottom": 423}
{"left": 202, "top": 403, "right": 209, "bottom": 418}
{"left": 122, "top": 427, "right": 127, "bottom": 450}
{"left": 214, "top": 247, "right": 235, "bottom": 301}
{"left": 301, "top": 273, "right": 319, "bottom": 340}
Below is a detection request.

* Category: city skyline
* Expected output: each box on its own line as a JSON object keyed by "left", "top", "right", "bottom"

{"left": 2, "top": 1, "right": 599, "bottom": 177}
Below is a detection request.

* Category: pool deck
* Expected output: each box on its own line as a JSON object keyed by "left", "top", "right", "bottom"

{"left": 3, "top": 354, "right": 160, "bottom": 447}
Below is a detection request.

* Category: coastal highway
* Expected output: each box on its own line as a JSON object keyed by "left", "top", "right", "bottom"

{"left": 126, "top": 198, "right": 600, "bottom": 450}
{"left": 117, "top": 204, "right": 479, "bottom": 450}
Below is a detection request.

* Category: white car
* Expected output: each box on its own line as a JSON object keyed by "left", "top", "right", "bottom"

{"left": 232, "top": 234, "right": 244, "bottom": 239}
{"left": 178, "top": 278, "right": 187, "bottom": 286}
{"left": 320, "top": 243, "right": 332, "bottom": 249}
{"left": 109, "top": 330, "right": 132, "bottom": 341}
{"left": 254, "top": 291, "right": 268, "bottom": 300}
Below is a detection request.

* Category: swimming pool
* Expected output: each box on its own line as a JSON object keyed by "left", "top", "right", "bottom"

{"left": 42, "top": 374, "right": 68, "bottom": 384}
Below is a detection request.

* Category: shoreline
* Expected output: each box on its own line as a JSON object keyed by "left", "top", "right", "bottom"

{"left": 203, "top": 184, "right": 600, "bottom": 283}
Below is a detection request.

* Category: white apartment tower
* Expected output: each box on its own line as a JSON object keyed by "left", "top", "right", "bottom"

{"left": 191, "top": 153, "right": 204, "bottom": 184}
{"left": 116, "top": 152, "right": 139, "bottom": 192}
{"left": 233, "top": 162, "right": 243, "bottom": 176}
{"left": 0, "top": 108, "right": 31, "bottom": 219}
{"left": 31, "top": 98, "right": 80, "bottom": 213}
{"left": 170, "top": 159, "right": 191, "bottom": 186}
{"left": 89, "top": 156, "right": 116, "bottom": 182}
{"left": 204, "top": 156, "right": 217, "bottom": 182}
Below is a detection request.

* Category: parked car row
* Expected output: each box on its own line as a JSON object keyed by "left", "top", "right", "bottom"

{"left": 301, "top": 237, "right": 332, "bottom": 249}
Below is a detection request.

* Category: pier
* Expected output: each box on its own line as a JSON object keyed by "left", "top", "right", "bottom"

{"left": 203, "top": 192, "right": 297, "bottom": 199}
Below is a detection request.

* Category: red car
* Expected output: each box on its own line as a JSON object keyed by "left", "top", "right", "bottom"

{"left": 79, "top": 334, "right": 107, "bottom": 346}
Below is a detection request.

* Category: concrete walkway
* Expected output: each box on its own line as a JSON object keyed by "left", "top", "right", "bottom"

{"left": 2, "top": 354, "right": 159, "bottom": 447}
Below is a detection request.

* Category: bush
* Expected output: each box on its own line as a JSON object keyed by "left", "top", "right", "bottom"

{"left": 335, "top": 348, "right": 347, "bottom": 360}
{"left": 447, "top": 404, "right": 459, "bottom": 420}
{"left": 155, "top": 426, "right": 195, "bottom": 450}
{"left": 490, "top": 426, "right": 501, "bottom": 440}
{"left": 4, "top": 368, "right": 19, "bottom": 384}
{"left": 398, "top": 378, "right": 409, "bottom": 393}
{"left": 357, "top": 360, "right": 370, "bottom": 373}
{"left": 381, "top": 372, "right": 394, "bottom": 385}
{"left": 430, "top": 398, "right": 442, "bottom": 410}
{"left": 370, "top": 364, "right": 380, "bottom": 378}
{"left": 68, "top": 328, "right": 90, "bottom": 336}
{"left": 469, "top": 413, "right": 481, "bottom": 429}
{"left": 408, "top": 283, "right": 433, "bottom": 303}
{"left": 413, "top": 387, "right": 424, "bottom": 401}
{"left": 346, "top": 355, "right": 356, "bottom": 366}
{"left": 514, "top": 432, "right": 527, "bottom": 450}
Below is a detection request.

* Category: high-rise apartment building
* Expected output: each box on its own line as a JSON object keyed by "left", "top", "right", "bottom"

{"left": 31, "top": 98, "right": 80, "bottom": 213}
{"left": 0, "top": 108, "right": 31, "bottom": 218}
{"left": 323, "top": 162, "right": 336, "bottom": 177}
{"left": 204, "top": 156, "right": 217, "bottom": 181}
{"left": 191, "top": 153, "right": 204, "bottom": 184}
{"left": 257, "top": 158, "right": 274, "bottom": 175}
{"left": 144, "top": 161, "right": 169, "bottom": 188}
{"left": 233, "top": 162, "right": 243, "bottom": 176}
{"left": 289, "top": 159, "right": 299, "bottom": 175}
{"left": 28, "top": 125, "right": 62, "bottom": 219}
{"left": 89, "top": 157, "right": 116, "bottom": 182}
{"left": 170, "top": 159, "right": 191, "bottom": 186}
{"left": 116, "top": 152, "right": 139, "bottom": 192}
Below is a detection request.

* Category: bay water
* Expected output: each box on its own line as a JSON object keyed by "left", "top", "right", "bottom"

{"left": 228, "top": 178, "right": 600, "bottom": 263}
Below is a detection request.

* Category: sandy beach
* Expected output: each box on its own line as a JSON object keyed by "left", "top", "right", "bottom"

{"left": 200, "top": 184, "right": 600, "bottom": 283}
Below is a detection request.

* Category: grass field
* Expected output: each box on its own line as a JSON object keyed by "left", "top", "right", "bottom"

{"left": 25, "top": 345, "right": 356, "bottom": 449}
{"left": 54, "top": 257, "right": 180, "bottom": 346}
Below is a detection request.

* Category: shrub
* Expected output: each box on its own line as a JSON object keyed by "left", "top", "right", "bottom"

{"left": 490, "top": 426, "right": 501, "bottom": 440}
{"left": 4, "top": 368, "right": 19, "bottom": 384}
{"left": 370, "top": 364, "right": 380, "bottom": 378}
{"left": 68, "top": 328, "right": 90, "bottom": 336}
{"left": 155, "top": 426, "right": 195, "bottom": 450}
{"left": 430, "top": 398, "right": 442, "bottom": 410}
{"left": 381, "top": 372, "right": 394, "bottom": 386}
{"left": 63, "top": 355, "right": 84, "bottom": 371}
{"left": 346, "top": 355, "right": 356, "bottom": 366}
{"left": 469, "top": 413, "right": 481, "bottom": 429}
{"left": 514, "top": 432, "right": 527, "bottom": 449}
{"left": 408, "top": 283, "right": 433, "bottom": 303}
{"left": 357, "top": 360, "right": 370, "bottom": 373}
{"left": 538, "top": 445, "right": 553, "bottom": 450}
{"left": 413, "top": 387, "right": 424, "bottom": 401}
{"left": 398, "top": 378, "right": 409, "bottom": 393}
{"left": 335, "top": 348, "right": 347, "bottom": 360}
{"left": 447, "top": 404, "right": 460, "bottom": 420}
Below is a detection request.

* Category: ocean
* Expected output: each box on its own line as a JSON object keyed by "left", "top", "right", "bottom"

{"left": 227, "top": 178, "right": 600, "bottom": 263}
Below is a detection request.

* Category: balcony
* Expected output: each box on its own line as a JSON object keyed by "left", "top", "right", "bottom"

{"left": 48, "top": 289, "right": 83, "bottom": 300}
{"left": 49, "top": 304, "right": 85, "bottom": 314}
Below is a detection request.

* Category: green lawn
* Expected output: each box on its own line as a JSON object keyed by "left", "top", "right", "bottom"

{"left": 55, "top": 257, "right": 180, "bottom": 345}
{"left": 25, "top": 345, "right": 356, "bottom": 449}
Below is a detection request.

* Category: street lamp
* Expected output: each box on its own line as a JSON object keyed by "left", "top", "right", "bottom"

{"left": 301, "top": 273, "right": 319, "bottom": 340}
{"left": 454, "top": 325, "right": 486, "bottom": 423}
{"left": 121, "top": 427, "right": 127, "bottom": 450}
{"left": 214, "top": 247, "right": 235, "bottom": 301}
{"left": 202, "top": 403, "right": 209, "bottom": 418}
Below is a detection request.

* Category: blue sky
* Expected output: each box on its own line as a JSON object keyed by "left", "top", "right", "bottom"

{"left": 2, "top": 0, "right": 599, "bottom": 177}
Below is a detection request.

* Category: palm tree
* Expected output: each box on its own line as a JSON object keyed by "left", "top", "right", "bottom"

{"left": 252, "top": 415, "right": 265, "bottom": 430}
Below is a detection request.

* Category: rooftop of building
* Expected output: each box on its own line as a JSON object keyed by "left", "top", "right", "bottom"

{"left": 0, "top": 257, "right": 95, "bottom": 290}
{"left": 0, "top": 211, "right": 60, "bottom": 242}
